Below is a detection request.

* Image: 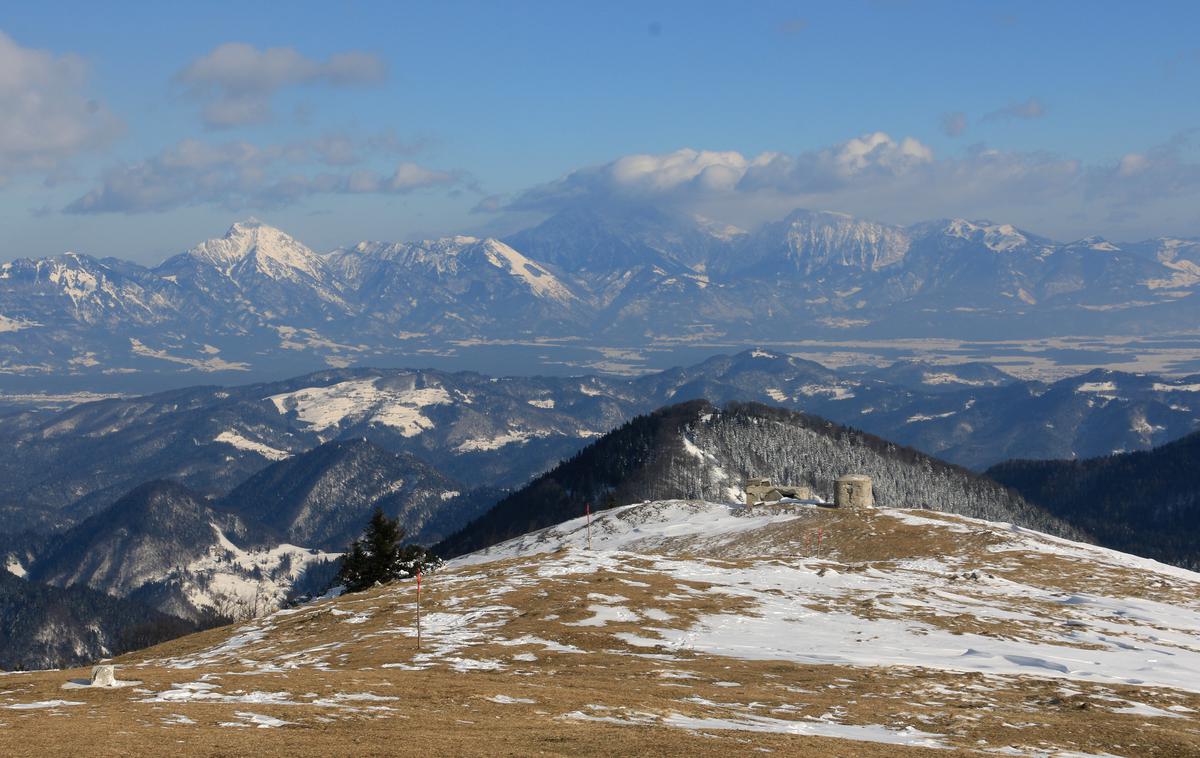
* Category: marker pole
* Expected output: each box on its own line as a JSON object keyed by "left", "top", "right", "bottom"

{"left": 416, "top": 567, "right": 422, "bottom": 651}
{"left": 586, "top": 502, "right": 592, "bottom": 550}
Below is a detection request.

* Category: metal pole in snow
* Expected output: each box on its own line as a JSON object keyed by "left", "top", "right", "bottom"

{"left": 416, "top": 567, "right": 422, "bottom": 651}
{"left": 586, "top": 502, "right": 592, "bottom": 550}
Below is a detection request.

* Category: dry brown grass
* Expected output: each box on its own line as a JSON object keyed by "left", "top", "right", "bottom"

{"left": 3, "top": 507, "right": 1199, "bottom": 757}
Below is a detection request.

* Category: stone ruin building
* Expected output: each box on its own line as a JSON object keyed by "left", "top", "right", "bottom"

{"left": 834, "top": 474, "right": 874, "bottom": 509}
{"left": 744, "top": 475, "right": 873, "bottom": 510}
{"left": 745, "top": 477, "right": 813, "bottom": 506}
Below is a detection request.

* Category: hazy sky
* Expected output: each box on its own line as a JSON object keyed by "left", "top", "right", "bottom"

{"left": 2, "top": 1, "right": 1199, "bottom": 262}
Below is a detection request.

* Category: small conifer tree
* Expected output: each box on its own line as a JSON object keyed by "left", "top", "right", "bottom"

{"left": 335, "top": 508, "right": 439, "bottom": 593}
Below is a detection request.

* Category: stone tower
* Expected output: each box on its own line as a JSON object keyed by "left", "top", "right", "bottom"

{"left": 835, "top": 474, "right": 874, "bottom": 509}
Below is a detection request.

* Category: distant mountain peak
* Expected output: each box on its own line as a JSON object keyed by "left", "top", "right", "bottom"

{"left": 692, "top": 214, "right": 747, "bottom": 241}
{"left": 744, "top": 207, "right": 911, "bottom": 273}
{"left": 746, "top": 347, "right": 784, "bottom": 360}
{"left": 942, "top": 218, "right": 1032, "bottom": 253}
{"left": 783, "top": 208, "right": 855, "bottom": 222}
{"left": 1068, "top": 235, "right": 1121, "bottom": 252}
{"left": 182, "top": 220, "right": 326, "bottom": 281}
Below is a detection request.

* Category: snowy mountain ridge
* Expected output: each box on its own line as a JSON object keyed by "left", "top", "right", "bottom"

{"left": 5, "top": 208, "right": 1200, "bottom": 383}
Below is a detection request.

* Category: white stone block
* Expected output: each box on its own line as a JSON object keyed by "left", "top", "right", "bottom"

{"left": 90, "top": 664, "right": 116, "bottom": 687}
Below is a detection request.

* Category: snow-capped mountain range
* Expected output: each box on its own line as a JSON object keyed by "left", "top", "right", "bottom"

{"left": 3, "top": 210, "right": 1199, "bottom": 387}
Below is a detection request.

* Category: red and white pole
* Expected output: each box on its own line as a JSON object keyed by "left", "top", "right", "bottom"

{"left": 416, "top": 567, "right": 422, "bottom": 651}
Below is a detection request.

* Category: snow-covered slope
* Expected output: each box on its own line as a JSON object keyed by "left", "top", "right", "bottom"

{"left": 30, "top": 481, "right": 335, "bottom": 622}
{"left": 462, "top": 500, "right": 1200, "bottom": 692}
{"left": 4, "top": 499, "right": 1198, "bottom": 755}
{"left": 180, "top": 218, "right": 328, "bottom": 281}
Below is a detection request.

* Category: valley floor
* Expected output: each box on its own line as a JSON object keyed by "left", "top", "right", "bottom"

{"left": 2, "top": 503, "right": 1199, "bottom": 756}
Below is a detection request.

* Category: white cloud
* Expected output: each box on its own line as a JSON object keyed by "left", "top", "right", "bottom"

{"left": 609, "top": 149, "right": 748, "bottom": 192}
{"left": 739, "top": 132, "right": 935, "bottom": 194}
{"left": 0, "top": 29, "right": 122, "bottom": 178}
{"left": 64, "top": 137, "right": 460, "bottom": 214}
{"left": 497, "top": 130, "right": 1200, "bottom": 238}
{"left": 174, "top": 43, "right": 387, "bottom": 128}
{"left": 506, "top": 133, "right": 944, "bottom": 216}
{"left": 1087, "top": 131, "right": 1200, "bottom": 207}
{"left": 983, "top": 97, "right": 1046, "bottom": 121}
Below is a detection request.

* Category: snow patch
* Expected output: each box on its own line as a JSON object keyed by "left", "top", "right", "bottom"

{"left": 4, "top": 557, "right": 26, "bottom": 578}
{"left": 0, "top": 315, "right": 39, "bottom": 333}
{"left": 486, "top": 694, "right": 536, "bottom": 705}
{"left": 664, "top": 713, "right": 947, "bottom": 747}
{"left": 1076, "top": 381, "right": 1118, "bottom": 393}
{"left": 129, "top": 338, "right": 249, "bottom": 372}
{"left": 268, "top": 377, "right": 452, "bottom": 435}
{"left": 3, "top": 700, "right": 85, "bottom": 710}
{"left": 220, "top": 711, "right": 293, "bottom": 729}
{"left": 455, "top": 428, "right": 550, "bottom": 453}
{"left": 213, "top": 430, "right": 290, "bottom": 461}
{"left": 906, "top": 411, "right": 956, "bottom": 424}
{"left": 1153, "top": 382, "right": 1200, "bottom": 392}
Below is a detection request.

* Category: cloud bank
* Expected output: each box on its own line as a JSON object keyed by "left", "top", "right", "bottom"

{"left": 64, "top": 135, "right": 460, "bottom": 214}
{"left": 174, "top": 43, "right": 388, "bottom": 128}
{"left": 492, "top": 131, "right": 1200, "bottom": 239}
{"left": 0, "top": 30, "right": 122, "bottom": 178}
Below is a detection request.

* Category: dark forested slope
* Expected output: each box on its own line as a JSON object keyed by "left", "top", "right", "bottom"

{"left": 0, "top": 571, "right": 200, "bottom": 671}
{"left": 989, "top": 432, "right": 1200, "bottom": 569}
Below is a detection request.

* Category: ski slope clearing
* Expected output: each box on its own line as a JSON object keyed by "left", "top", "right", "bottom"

{"left": 2, "top": 501, "right": 1199, "bottom": 756}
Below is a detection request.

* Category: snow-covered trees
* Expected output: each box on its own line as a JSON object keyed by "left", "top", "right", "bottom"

{"left": 438, "top": 399, "right": 1076, "bottom": 556}
{"left": 685, "top": 403, "right": 1073, "bottom": 535}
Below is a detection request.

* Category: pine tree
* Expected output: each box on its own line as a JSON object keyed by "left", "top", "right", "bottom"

{"left": 335, "top": 508, "right": 439, "bottom": 593}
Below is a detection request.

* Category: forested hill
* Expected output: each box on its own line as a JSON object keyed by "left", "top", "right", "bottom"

{"left": 436, "top": 400, "right": 1073, "bottom": 557}
{"left": 0, "top": 570, "right": 201, "bottom": 671}
{"left": 989, "top": 432, "right": 1200, "bottom": 570}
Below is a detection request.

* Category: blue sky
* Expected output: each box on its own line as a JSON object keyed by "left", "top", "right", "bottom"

{"left": 2, "top": 1, "right": 1199, "bottom": 262}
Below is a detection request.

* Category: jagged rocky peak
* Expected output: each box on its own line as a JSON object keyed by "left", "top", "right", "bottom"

{"left": 1067, "top": 235, "right": 1122, "bottom": 253}
{"left": 336, "top": 234, "right": 578, "bottom": 303}
{"left": 940, "top": 218, "right": 1032, "bottom": 252}
{"left": 182, "top": 218, "right": 326, "bottom": 279}
{"left": 771, "top": 209, "right": 912, "bottom": 271}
